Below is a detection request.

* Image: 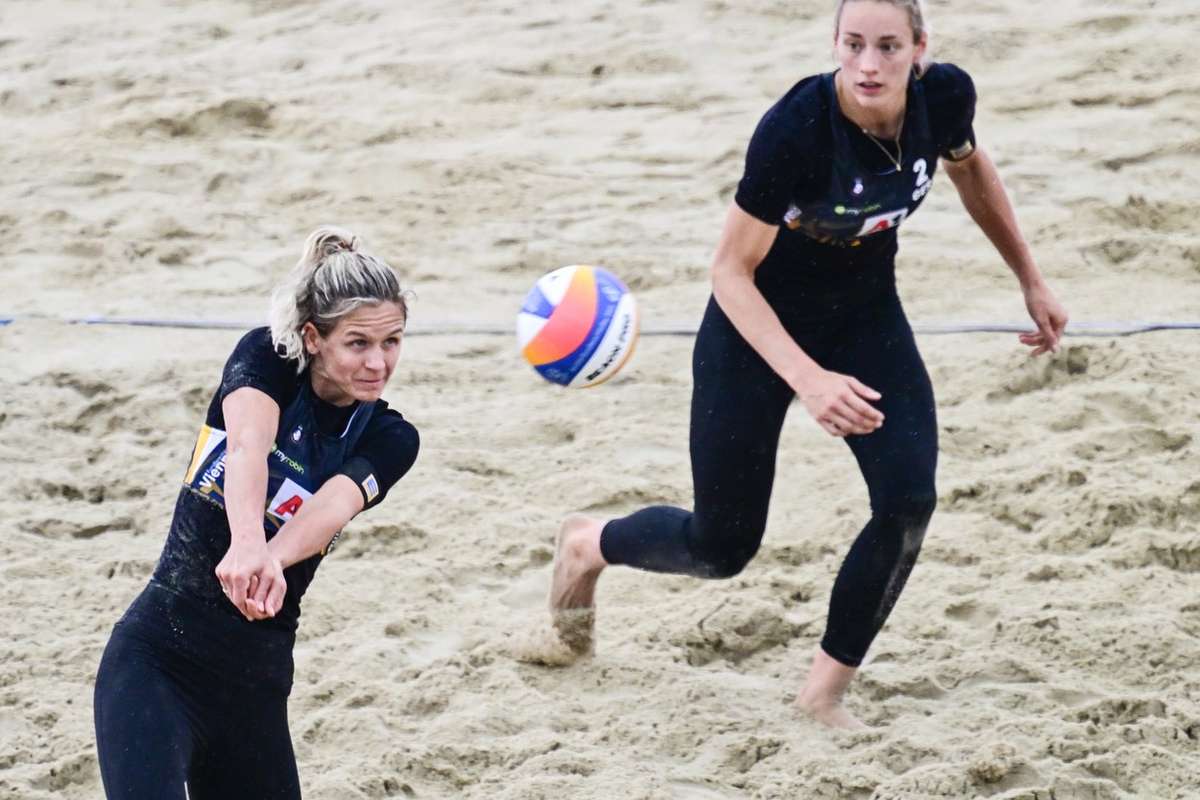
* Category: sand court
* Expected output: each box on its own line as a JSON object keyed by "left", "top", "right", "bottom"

{"left": 3, "top": 0, "right": 1200, "bottom": 797}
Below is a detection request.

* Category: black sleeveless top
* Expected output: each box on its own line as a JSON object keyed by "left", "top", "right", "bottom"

{"left": 152, "top": 328, "right": 420, "bottom": 632}
{"left": 734, "top": 63, "right": 977, "bottom": 324}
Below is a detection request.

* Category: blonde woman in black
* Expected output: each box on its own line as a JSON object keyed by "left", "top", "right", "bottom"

{"left": 94, "top": 228, "right": 420, "bottom": 797}
{"left": 536, "top": 0, "right": 1069, "bottom": 729}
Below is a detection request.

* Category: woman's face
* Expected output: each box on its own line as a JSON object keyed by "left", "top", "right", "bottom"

{"left": 834, "top": 1, "right": 925, "bottom": 111}
{"left": 303, "top": 301, "right": 407, "bottom": 406}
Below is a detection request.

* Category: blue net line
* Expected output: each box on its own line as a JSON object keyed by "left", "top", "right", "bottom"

{"left": 2, "top": 314, "right": 1199, "bottom": 337}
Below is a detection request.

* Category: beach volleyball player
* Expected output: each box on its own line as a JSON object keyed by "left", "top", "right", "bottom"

{"left": 93, "top": 227, "right": 419, "bottom": 798}
{"left": 530, "top": 0, "right": 1069, "bottom": 728}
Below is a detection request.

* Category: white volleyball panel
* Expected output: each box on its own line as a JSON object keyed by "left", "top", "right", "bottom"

{"left": 569, "top": 293, "right": 639, "bottom": 388}
{"left": 516, "top": 312, "right": 549, "bottom": 349}
{"left": 537, "top": 265, "right": 578, "bottom": 306}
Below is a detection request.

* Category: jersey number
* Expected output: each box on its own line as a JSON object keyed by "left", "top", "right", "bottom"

{"left": 912, "top": 158, "right": 932, "bottom": 202}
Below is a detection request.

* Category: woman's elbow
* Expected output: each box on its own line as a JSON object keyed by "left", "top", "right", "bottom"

{"left": 225, "top": 431, "right": 273, "bottom": 462}
{"left": 710, "top": 262, "right": 738, "bottom": 304}
{"left": 711, "top": 256, "right": 757, "bottom": 303}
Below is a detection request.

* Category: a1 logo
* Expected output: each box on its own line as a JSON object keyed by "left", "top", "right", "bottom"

{"left": 912, "top": 158, "right": 932, "bottom": 202}
{"left": 267, "top": 478, "right": 313, "bottom": 522}
{"left": 856, "top": 208, "right": 909, "bottom": 237}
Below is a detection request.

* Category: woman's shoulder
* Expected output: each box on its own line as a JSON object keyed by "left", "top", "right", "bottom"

{"left": 231, "top": 326, "right": 284, "bottom": 361}
{"left": 229, "top": 327, "right": 300, "bottom": 376}
{"left": 356, "top": 402, "right": 420, "bottom": 478}
{"left": 920, "top": 62, "right": 976, "bottom": 104}
{"left": 748, "top": 72, "right": 832, "bottom": 158}
{"left": 218, "top": 326, "right": 301, "bottom": 408}
{"left": 763, "top": 73, "right": 831, "bottom": 130}
{"left": 365, "top": 402, "right": 420, "bottom": 444}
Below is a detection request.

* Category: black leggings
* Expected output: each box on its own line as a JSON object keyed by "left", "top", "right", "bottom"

{"left": 94, "top": 583, "right": 300, "bottom": 800}
{"left": 600, "top": 293, "right": 938, "bottom": 667}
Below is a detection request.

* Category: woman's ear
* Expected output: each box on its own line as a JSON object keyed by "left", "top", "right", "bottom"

{"left": 913, "top": 34, "right": 928, "bottom": 67}
{"left": 301, "top": 322, "right": 322, "bottom": 356}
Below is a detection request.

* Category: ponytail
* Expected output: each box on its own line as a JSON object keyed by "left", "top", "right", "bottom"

{"left": 269, "top": 226, "right": 407, "bottom": 372}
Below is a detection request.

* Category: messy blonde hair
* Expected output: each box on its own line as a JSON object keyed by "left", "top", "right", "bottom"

{"left": 268, "top": 226, "right": 407, "bottom": 372}
{"left": 835, "top": 0, "right": 931, "bottom": 74}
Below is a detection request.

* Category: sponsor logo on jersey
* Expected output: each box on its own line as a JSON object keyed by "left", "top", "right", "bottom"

{"left": 271, "top": 446, "right": 305, "bottom": 475}
{"left": 833, "top": 203, "right": 882, "bottom": 217}
{"left": 267, "top": 478, "right": 314, "bottom": 522}
{"left": 196, "top": 453, "right": 227, "bottom": 495}
{"left": 184, "top": 425, "right": 227, "bottom": 484}
{"left": 856, "top": 208, "right": 909, "bottom": 237}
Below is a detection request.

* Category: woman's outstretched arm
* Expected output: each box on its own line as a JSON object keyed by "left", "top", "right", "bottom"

{"left": 266, "top": 477, "right": 364, "bottom": 570}
{"left": 944, "top": 147, "right": 1069, "bottom": 356}
{"left": 217, "top": 386, "right": 286, "bottom": 620}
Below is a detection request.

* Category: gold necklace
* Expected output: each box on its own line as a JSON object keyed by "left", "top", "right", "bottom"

{"left": 860, "top": 115, "right": 905, "bottom": 173}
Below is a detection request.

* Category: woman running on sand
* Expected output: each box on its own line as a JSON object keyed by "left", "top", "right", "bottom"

{"left": 529, "top": 0, "right": 1069, "bottom": 729}
{"left": 94, "top": 227, "right": 419, "bottom": 798}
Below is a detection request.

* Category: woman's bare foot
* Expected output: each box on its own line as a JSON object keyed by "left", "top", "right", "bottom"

{"left": 549, "top": 514, "right": 607, "bottom": 612}
{"left": 794, "top": 647, "right": 868, "bottom": 730}
{"left": 548, "top": 515, "right": 607, "bottom": 657}
{"left": 512, "top": 514, "right": 607, "bottom": 666}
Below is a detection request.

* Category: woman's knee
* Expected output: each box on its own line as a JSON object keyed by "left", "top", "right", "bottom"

{"left": 699, "top": 545, "right": 758, "bottom": 578}
{"left": 688, "top": 514, "right": 766, "bottom": 578}
{"left": 873, "top": 482, "right": 937, "bottom": 521}
{"left": 871, "top": 488, "right": 937, "bottom": 555}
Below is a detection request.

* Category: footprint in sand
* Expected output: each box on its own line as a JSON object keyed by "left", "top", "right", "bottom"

{"left": 20, "top": 515, "right": 135, "bottom": 540}
{"left": 31, "top": 752, "right": 96, "bottom": 793}
{"left": 943, "top": 599, "right": 999, "bottom": 626}
{"left": 156, "top": 98, "right": 274, "bottom": 138}
{"left": 670, "top": 597, "right": 801, "bottom": 667}
{"left": 1071, "top": 426, "right": 1191, "bottom": 462}
{"left": 1072, "top": 697, "right": 1167, "bottom": 726}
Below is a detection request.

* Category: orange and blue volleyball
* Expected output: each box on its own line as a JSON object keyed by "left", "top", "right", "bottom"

{"left": 517, "top": 265, "right": 639, "bottom": 388}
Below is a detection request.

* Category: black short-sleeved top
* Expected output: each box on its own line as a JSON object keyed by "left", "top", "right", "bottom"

{"left": 152, "top": 328, "right": 420, "bottom": 632}
{"left": 733, "top": 63, "right": 976, "bottom": 323}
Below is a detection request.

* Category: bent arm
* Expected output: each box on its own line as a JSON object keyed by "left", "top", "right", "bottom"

{"left": 943, "top": 147, "right": 1045, "bottom": 290}
{"left": 710, "top": 205, "right": 883, "bottom": 436}
{"left": 222, "top": 387, "right": 280, "bottom": 544}
{"left": 267, "top": 476, "right": 365, "bottom": 569}
{"left": 710, "top": 204, "right": 823, "bottom": 388}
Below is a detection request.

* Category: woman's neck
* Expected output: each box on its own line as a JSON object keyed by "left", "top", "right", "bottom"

{"left": 309, "top": 366, "right": 356, "bottom": 407}
{"left": 834, "top": 71, "right": 906, "bottom": 140}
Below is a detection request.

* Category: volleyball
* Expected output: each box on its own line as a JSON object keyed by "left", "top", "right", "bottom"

{"left": 517, "top": 265, "right": 639, "bottom": 388}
